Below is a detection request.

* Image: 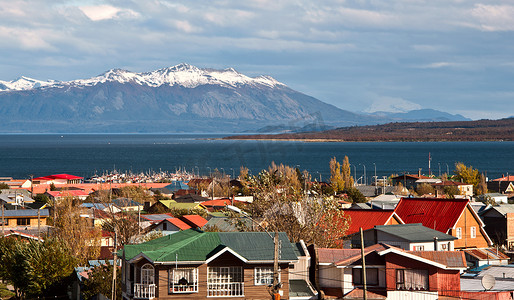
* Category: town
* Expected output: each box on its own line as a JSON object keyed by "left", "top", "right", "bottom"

{"left": 0, "top": 159, "right": 513, "bottom": 300}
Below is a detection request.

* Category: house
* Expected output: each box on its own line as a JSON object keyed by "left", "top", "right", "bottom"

{"left": 488, "top": 175, "right": 514, "bottom": 194}
{"left": 342, "top": 209, "right": 404, "bottom": 236}
{"left": 0, "top": 209, "right": 50, "bottom": 238}
{"left": 463, "top": 248, "right": 510, "bottom": 267}
{"left": 121, "top": 229, "right": 299, "bottom": 300}
{"left": 174, "top": 194, "right": 209, "bottom": 203}
{"left": 480, "top": 204, "right": 514, "bottom": 249}
{"left": 180, "top": 215, "right": 208, "bottom": 229}
{"left": 316, "top": 243, "right": 467, "bottom": 299}
{"left": 46, "top": 189, "right": 90, "bottom": 201}
{"left": 477, "top": 193, "right": 509, "bottom": 204}
{"left": 391, "top": 174, "right": 430, "bottom": 191}
{"left": 148, "top": 218, "right": 191, "bottom": 234}
{"left": 0, "top": 189, "right": 34, "bottom": 207}
{"left": 113, "top": 198, "right": 144, "bottom": 212}
{"left": 289, "top": 240, "right": 317, "bottom": 300}
{"left": 461, "top": 265, "right": 514, "bottom": 296}
{"left": 350, "top": 223, "right": 458, "bottom": 251}
{"left": 431, "top": 181, "right": 473, "bottom": 197}
{"left": 32, "top": 174, "right": 83, "bottom": 185}
{"left": 394, "top": 198, "right": 493, "bottom": 249}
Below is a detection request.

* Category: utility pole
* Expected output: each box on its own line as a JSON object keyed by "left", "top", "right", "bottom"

{"left": 112, "top": 228, "right": 117, "bottom": 300}
{"left": 1, "top": 203, "right": 4, "bottom": 235}
{"left": 360, "top": 227, "right": 367, "bottom": 300}
{"left": 37, "top": 208, "right": 41, "bottom": 240}
{"left": 272, "top": 230, "right": 280, "bottom": 299}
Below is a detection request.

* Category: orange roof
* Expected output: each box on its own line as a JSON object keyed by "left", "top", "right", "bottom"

{"left": 165, "top": 218, "right": 191, "bottom": 230}
{"left": 394, "top": 197, "right": 468, "bottom": 233}
{"left": 180, "top": 215, "right": 208, "bottom": 228}
{"left": 46, "top": 190, "right": 89, "bottom": 197}
{"left": 343, "top": 209, "right": 401, "bottom": 235}
{"left": 492, "top": 175, "right": 514, "bottom": 182}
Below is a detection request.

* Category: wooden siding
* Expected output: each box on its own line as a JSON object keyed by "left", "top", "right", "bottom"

{"left": 385, "top": 253, "right": 439, "bottom": 292}
{"left": 452, "top": 206, "right": 490, "bottom": 249}
{"left": 5, "top": 216, "right": 46, "bottom": 227}
{"left": 127, "top": 251, "right": 290, "bottom": 300}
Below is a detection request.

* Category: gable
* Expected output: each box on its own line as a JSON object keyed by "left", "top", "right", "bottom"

{"left": 394, "top": 198, "right": 468, "bottom": 233}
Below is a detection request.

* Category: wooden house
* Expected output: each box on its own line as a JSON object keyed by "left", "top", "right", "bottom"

{"left": 394, "top": 198, "right": 492, "bottom": 249}
{"left": 121, "top": 229, "right": 299, "bottom": 300}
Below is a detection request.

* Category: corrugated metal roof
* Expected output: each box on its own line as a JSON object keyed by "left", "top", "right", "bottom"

{"left": 409, "top": 250, "right": 467, "bottom": 268}
{"left": 375, "top": 223, "right": 457, "bottom": 242}
{"left": 123, "top": 229, "right": 297, "bottom": 263}
{"left": 140, "top": 213, "right": 174, "bottom": 221}
{"left": 394, "top": 198, "right": 468, "bottom": 233}
{"left": 165, "top": 218, "right": 191, "bottom": 230}
{"left": 343, "top": 209, "right": 397, "bottom": 235}
{"left": 181, "top": 215, "right": 208, "bottom": 228}
{"left": 464, "top": 248, "right": 510, "bottom": 260}
{"left": 2, "top": 209, "right": 49, "bottom": 217}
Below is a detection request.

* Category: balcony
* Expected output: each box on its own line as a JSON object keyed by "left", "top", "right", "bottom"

{"left": 134, "top": 283, "right": 156, "bottom": 299}
{"left": 207, "top": 282, "right": 244, "bottom": 297}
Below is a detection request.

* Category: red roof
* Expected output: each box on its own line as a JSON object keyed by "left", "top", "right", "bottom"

{"left": 343, "top": 209, "right": 400, "bottom": 235}
{"left": 394, "top": 197, "right": 469, "bottom": 234}
{"left": 165, "top": 218, "right": 191, "bottom": 230}
{"left": 201, "top": 199, "right": 232, "bottom": 207}
{"left": 33, "top": 174, "right": 83, "bottom": 181}
{"left": 180, "top": 215, "right": 208, "bottom": 228}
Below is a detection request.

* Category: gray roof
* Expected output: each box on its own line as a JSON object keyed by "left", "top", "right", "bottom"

{"left": 292, "top": 242, "right": 306, "bottom": 257}
{"left": 2, "top": 209, "right": 49, "bottom": 217}
{"left": 374, "top": 223, "right": 457, "bottom": 242}
{"left": 204, "top": 217, "right": 252, "bottom": 232}
{"left": 488, "top": 205, "right": 514, "bottom": 216}
{"left": 462, "top": 265, "right": 514, "bottom": 292}
{"left": 355, "top": 185, "right": 378, "bottom": 197}
{"left": 289, "top": 279, "right": 316, "bottom": 298}
{"left": 140, "top": 213, "right": 173, "bottom": 221}
{"left": 112, "top": 198, "right": 141, "bottom": 207}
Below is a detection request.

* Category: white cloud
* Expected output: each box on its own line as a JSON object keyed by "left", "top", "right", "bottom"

{"left": 471, "top": 4, "right": 514, "bottom": 31}
{"left": 79, "top": 5, "right": 139, "bottom": 21}
{"left": 418, "top": 62, "right": 461, "bottom": 69}
{"left": 365, "top": 96, "right": 422, "bottom": 113}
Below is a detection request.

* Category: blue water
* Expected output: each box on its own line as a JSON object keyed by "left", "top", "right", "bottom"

{"left": 0, "top": 134, "right": 512, "bottom": 181}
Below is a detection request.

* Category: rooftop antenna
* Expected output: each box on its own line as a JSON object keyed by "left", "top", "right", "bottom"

{"left": 428, "top": 152, "right": 432, "bottom": 176}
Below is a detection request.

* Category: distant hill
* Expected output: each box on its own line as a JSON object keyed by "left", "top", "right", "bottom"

{"left": 225, "top": 118, "right": 514, "bottom": 142}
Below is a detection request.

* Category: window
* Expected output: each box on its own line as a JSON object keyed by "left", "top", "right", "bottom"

{"left": 17, "top": 218, "right": 30, "bottom": 226}
{"left": 396, "top": 269, "right": 429, "bottom": 290}
{"left": 254, "top": 267, "right": 280, "bottom": 286}
{"left": 207, "top": 266, "right": 244, "bottom": 297}
{"left": 170, "top": 268, "right": 198, "bottom": 293}
{"left": 352, "top": 268, "right": 379, "bottom": 286}
{"left": 456, "top": 227, "right": 462, "bottom": 239}
{"left": 141, "top": 264, "right": 155, "bottom": 285}
{"left": 470, "top": 226, "right": 476, "bottom": 238}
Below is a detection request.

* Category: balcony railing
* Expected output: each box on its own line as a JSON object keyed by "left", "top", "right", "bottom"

{"left": 134, "top": 283, "right": 156, "bottom": 299}
{"left": 207, "top": 282, "right": 244, "bottom": 297}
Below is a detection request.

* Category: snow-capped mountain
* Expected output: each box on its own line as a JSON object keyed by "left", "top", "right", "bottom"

{"left": 0, "top": 76, "right": 57, "bottom": 91}
{"left": 0, "top": 63, "right": 284, "bottom": 92}
{"left": 0, "top": 64, "right": 470, "bottom": 133}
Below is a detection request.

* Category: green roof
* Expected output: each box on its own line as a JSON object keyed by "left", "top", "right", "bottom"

{"left": 292, "top": 242, "right": 306, "bottom": 257}
{"left": 123, "top": 229, "right": 298, "bottom": 263}
{"left": 374, "top": 223, "right": 457, "bottom": 242}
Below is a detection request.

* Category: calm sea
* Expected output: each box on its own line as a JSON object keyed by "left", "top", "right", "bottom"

{"left": 0, "top": 134, "right": 512, "bottom": 182}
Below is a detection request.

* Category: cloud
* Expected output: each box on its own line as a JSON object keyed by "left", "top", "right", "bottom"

{"left": 79, "top": 5, "right": 139, "bottom": 21}
{"left": 365, "top": 96, "right": 422, "bottom": 113}
{"left": 417, "top": 62, "right": 461, "bottom": 69}
{"left": 471, "top": 4, "right": 514, "bottom": 31}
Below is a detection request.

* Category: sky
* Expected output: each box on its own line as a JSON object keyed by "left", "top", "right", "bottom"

{"left": 1, "top": 0, "right": 514, "bottom": 119}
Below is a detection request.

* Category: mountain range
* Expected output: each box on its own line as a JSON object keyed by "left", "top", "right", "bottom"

{"left": 0, "top": 63, "right": 469, "bottom": 133}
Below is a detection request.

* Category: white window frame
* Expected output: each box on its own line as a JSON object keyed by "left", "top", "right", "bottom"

{"left": 141, "top": 263, "right": 155, "bottom": 285}
{"left": 207, "top": 266, "right": 244, "bottom": 297}
{"left": 170, "top": 267, "right": 198, "bottom": 293}
{"left": 470, "top": 226, "right": 476, "bottom": 238}
{"left": 254, "top": 267, "right": 280, "bottom": 286}
{"left": 456, "top": 227, "right": 462, "bottom": 239}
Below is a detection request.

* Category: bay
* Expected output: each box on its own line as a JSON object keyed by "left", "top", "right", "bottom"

{"left": 0, "top": 134, "right": 512, "bottom": 182}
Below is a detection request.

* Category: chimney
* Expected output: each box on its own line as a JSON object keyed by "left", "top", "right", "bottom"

{"left": 433, "top": 237, "right": 438, "bottom": 251}
{"left": 418, "top": 168, "right": 422, "bottom": 177}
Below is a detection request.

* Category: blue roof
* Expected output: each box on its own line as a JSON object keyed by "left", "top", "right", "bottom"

{"left": 165, "top": 181, "right": 190, "bottom": 191}
{"left": 3, "top": 209, "right": 49, "bottom": 217}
